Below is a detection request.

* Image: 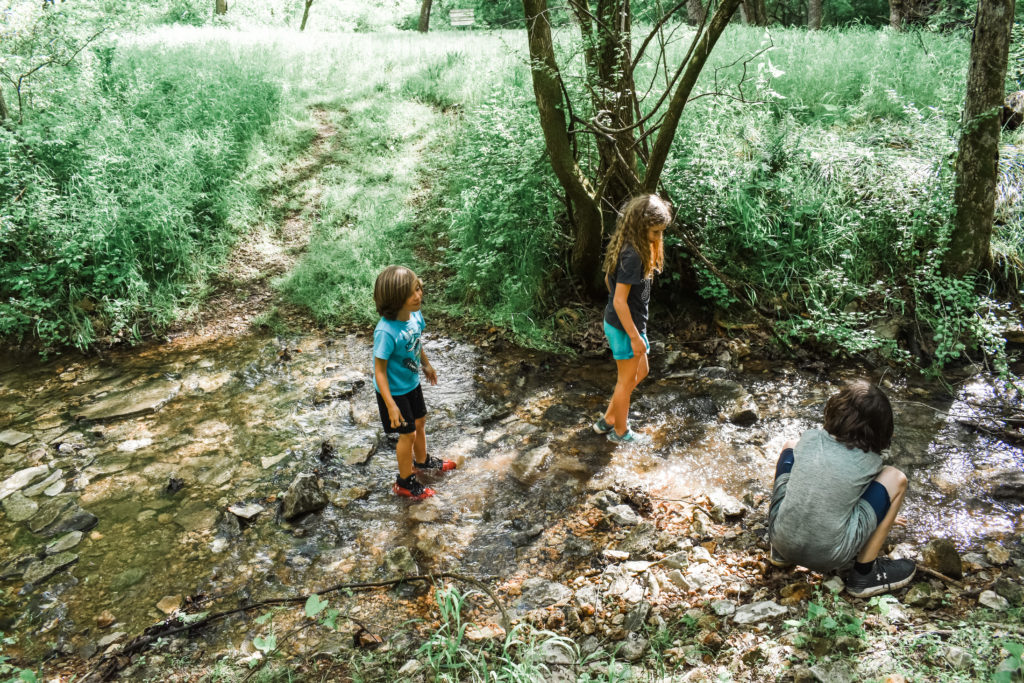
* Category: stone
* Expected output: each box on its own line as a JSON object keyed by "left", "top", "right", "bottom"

{"left": 922, "top": 539, "right": 962, "bottom": 579}
{"left": 518, "top": 578, "right": 572, "bottom": 610}
{"left": 726, "top": 398, "right": 760, "bottom": 427}
{"left": 22, "top": 469, "right": 63, "bottom": 497}
{"left": 510, "top": 523, "right": 545, "bottom": 546}
{"left": 382, "top": 546, "right": 418, "bottom": 577}
{"left": 157, "top": 595, "right": 182, "bottom": 614}
{"left": 732, "top": 600, "right": 787, "bottom": 625}
{"left": 280, "top": 473, "right": 328, "bottom": 520}
{"left": 707, "top": 490, "right": 745, "bottom": 519}
{"left": 944, "top": 645, "right": 972, "bottom": 670}
{"left": 590, "top": 490, "right": 621, "bottom": 510}
{"left": 607, "top": 504, "right": 639, "bottom": 526}
{"left": 75, "top": 379, "right": 181, "bottom": 422}
{"left": 43, "top": 480, "right": 66, "bottom": 496}
{"left": 616, "top": 632, "right": 648, "bottom": 662}
{"left": 809, "top": 661, "right": 855, "bottom": 683}
{"left": 96, "top": 610, "right": 116, "bottom": 628}
{"left": 465, "top": 624, "right": 506, "bottom": 642}
{"left": 3, "top": 491, "right": 39, "bottom": 522}
{"left": 312, "top": 373, "right": 365, "bottom": 404}
{"left": 408, "top": 499, "right": 442, "bottom": 523}
{"left": 0, "top": 429, "right": 31, "bottom": 446}
{"left": 624, "top": 601, "right": 651, "bottom": 632}
{"left": 602, "top": 549, "right": 629, "bottom": 561}
{"left": 986, "top": 469, "right": 1024, "bottom": 502}
{"left": 397, "top": 659, "right": 423, "bottom": 676}
{"left": 710, "top": 600, "right": 736, "bottom": 617}
{"left": 624, "top": 561, "right": 651, "bottom": 573}
{"left": 227, "top": 503, "right": 264, "bottom": 520}
{"left": 994, "top": 578, "right": 1024, "bottom": 606}
{"left": 979, "top": 590, "right": 1010, "bottom": 611}
{"left": 985, "top": 541, "right": 1011, "bottom": 565}
{"left": 681, "top": 564, "right": 721, "bottom": 591}
{"left": 97, "top": 632, "right": 126, "bottom": 648}
{"left": 690, "top": 546, "right": 713, "bottom": 563}
{"left": 45, "top": 530, "right": 84, "bottom": 555}
{"left": 328, "top": 486, "right": 370, "bottom": 509}
{"left": 666, "top": 569, "right": 688, "bottom": 589}
{"left": 510, "top": 445, "right": 551, "bottom": 484}
{"left": 23, "top": 551, "right": 78, "bottom": 585}
{"left": 540, "top": 639, "right": 574, "bottom": 665}
{"left": 904, "top": 583, "right": 940, "bottom": 609}
{"left": 117, "top": 438, "right": 153, "bottom": 452}
{"left": 261, "top": 454, "right": 288, "bottom": 469}
{"left": 618, "top": 522, "right": 658, "bottom": 557}
{"left": 823, "top": 576, "right": 846, "bottom": 593}
{"left": 35, "top": 503, "right": 98, "bottom": 538}
{"left": 0, "top": 465, "right": 49, "bottom": 500}
{"left": 110, "top": 568, "right": 146, "bottom": 591}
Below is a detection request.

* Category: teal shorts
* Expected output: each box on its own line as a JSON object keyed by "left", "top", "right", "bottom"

{"left": 603, "top": 320, "right": 650, "bottom": 360}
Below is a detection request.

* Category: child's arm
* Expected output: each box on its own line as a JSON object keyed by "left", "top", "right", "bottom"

{"left": 612, "top": 283, "right": 647, "bottom": 358}
{"left": 420, "top": 348, "right": 438, "bottom": 385}
{"left": 374, "top": 358, "right": 405, "bottom": 429}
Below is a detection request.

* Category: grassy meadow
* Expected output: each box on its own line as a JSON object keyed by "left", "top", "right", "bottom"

{"left": 1, "top": 20, "right": 1020, "bottom": 369}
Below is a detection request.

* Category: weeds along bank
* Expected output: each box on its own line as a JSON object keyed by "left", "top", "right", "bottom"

{"left": 3, "top": 24, "right": 1020, "bottom": 371}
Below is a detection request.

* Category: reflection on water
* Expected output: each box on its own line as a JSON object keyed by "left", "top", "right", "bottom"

{"left": 0, "top": 334, "right": 1021, "bottom": 661}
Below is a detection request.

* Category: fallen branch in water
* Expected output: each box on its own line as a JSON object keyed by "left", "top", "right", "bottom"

{"left": 916, "top": 565, "right": 965, "bottom": 590}
{"left": 956, "top": 418, "right": 1024, "bottom": 446}
{"left": 83, "top": 572, "right": 506, "bottom": 683}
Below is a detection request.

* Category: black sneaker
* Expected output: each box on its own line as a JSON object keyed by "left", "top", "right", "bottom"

{"left": 413, "top": 455, "right": 457, "bottom": 472}
{"left": 393, "top": 474, "right": 435, "bottom": 500}
{"left": 845, "top": 557, "right": 916, "bottom": 598}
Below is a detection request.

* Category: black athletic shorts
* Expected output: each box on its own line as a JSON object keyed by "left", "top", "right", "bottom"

{"left": 375, "top": 384, "right": 426, "bottom": 435}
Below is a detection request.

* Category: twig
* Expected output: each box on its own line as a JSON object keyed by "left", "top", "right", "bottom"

{"left": 83, "top": 572, "right": 506, "bottom": 683}
{"left": 916, "top": 565, "right": 965, "bottom": 590}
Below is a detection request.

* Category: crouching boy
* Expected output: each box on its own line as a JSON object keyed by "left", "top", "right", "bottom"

{"left": 768, "top": 381, "right": 916, "bottom": 597}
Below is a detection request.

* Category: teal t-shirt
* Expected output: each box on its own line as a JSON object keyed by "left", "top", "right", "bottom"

{"left": 372, "top": 311, "right": 424, "bottom": 396}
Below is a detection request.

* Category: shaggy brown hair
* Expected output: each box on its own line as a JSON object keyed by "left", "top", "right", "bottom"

{"left": 373, "top": 265, "right": 420, "bottom": 320}
{"left": 823, "top": 381, "right": 894, "bottom": 454}
{"left": 602, "top": 194, "right": 672, "bottom": 281}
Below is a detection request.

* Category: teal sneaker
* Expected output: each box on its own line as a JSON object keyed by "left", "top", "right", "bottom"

{"left": 608, "top": 428, "right": 651, "bottom": 445}
{"left": 592, "top": 417, "right": 614, "bottom": 434}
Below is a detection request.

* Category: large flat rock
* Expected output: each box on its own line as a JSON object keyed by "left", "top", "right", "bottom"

{"left": 75, "top": 380, "right": 182, "bottom": 423}
{"left": 0, "top": 465, "right": 49, "bottom": 501}
{"left": 0, "top": 429, "right": 32, "bottom": 446}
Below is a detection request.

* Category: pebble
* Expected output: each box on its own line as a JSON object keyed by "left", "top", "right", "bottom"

{"left": 157, "top": 595, "right": 182, "bottom": 614}
{"left": 97, "top": 632, "right": 126, "bottom": 648}
{"left": 985, "top": 541, "right": 1011, "bottom": 565}
{"left": 732, "top": 600, "right": 787, "bottom": 625}
{"left": 96, "top": 610, "right": 116, "bottom": 628}
{"left": 607, "top": 505, "right": 639, "bottom": 526}
{"left": 710, "top": 599, "right": 736, "bottom": 617}
{"left": 45, "top": 530, "right": 83, "bottom": 555}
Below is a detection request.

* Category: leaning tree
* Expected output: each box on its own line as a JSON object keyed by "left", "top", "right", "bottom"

{"left": 523, "top": 0, "right": 754, "bottom": 291}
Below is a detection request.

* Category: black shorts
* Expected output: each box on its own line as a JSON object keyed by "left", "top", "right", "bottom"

{"left": 376, "top": 384, "right": 426, "bottom": 435}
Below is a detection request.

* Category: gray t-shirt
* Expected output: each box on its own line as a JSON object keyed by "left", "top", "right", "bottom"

{"left": 768, "top": 429, "right": 883, "bottom": 572}
{"left": 603, "top": 243, "right": 651, "bottom": 335}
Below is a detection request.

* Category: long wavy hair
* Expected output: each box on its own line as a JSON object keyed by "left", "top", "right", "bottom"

{"left": 602, "top": 194, "right": 672, "bottom": 281}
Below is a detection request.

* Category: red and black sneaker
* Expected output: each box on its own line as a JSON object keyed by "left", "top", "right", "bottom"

{"left": 414, "top": 455, "right": 457, "bottom": 473}
{"left": 393, "top": 474, "right": 435, "bottom": 500}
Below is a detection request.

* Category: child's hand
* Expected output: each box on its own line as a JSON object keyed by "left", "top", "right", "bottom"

{"left": 630, "top": 336, "right": 647, "bottom": 358}
{"left": 894, "top": 515, "right": 908, "bottom": 527}
{"left": 423, "top": 362, "right": 438, "bottom": 386}
{"left": 387, "top": 403, "right": 405, "bottom": 429}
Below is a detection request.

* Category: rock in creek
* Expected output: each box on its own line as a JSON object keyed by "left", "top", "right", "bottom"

{"left": 281, "top": 473, "right": 328, "bottom": 520}
{"left": 979, "top": 590, "right": 1010, "bottom": 611}
{"left": 607, "top": 504, "right": 639, "bottom": 526}
{"left": 984, "top": 469, "right": 1024, "bottom": 502}
{"left": 23, "top": 469, "right": 63, "bottom": 497}
{"left": 617, "top": 522, "right": 658, "bottom": 557}
{"left": 0, "top": 465, "right": 49, "bottom": 501}
{"left": 45, "top": 530, "right": 84, "bottom": 555}
{"left": 312, "top": 373, "right": 365, "bottom": 404}
{"left": 510, "top": 445, "right": 552, "bottom": 484}
{"left": 922, "top": 538, "right": 962, "bottom": 579}
{"left": 74, "top": 379, "right": 181, "bottom": 422}
{"left": 383, "top": 546, "right": 418, "bottom": 577}
{"left": 227, "top": 503, "right": 265, "bottom": 521}
{"left": 0, "top": 429, "right": 32, "bottom": 446}
{"left": 28, "top": 497, "right": 98, "bottom": 537}
{"left": 22, "top": 551, "right": 78, "bottom": 586}
{"left": 3, "top": 491, "right": 39, "bottom": 522}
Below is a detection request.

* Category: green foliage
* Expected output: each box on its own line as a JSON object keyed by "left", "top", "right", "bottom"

{"left": 1, "top": 39, "right": 280, "bottom": 349}
{"left": 0, "top": 633, "right": 37, "bottom": 683}
{"left": 994, "top": 640, "right": 1024, "bottom": 682}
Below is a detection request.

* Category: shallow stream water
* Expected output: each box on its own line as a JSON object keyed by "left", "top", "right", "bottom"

{"left": 0, "top": 332, "right": 1021, "bottom": 664}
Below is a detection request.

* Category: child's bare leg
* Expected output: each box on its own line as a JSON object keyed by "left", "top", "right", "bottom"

{"left": 605, "top": 355, "right": 643, "bottom": 435}
{"left": 856, "top": 466, "right": 908, "bottom": 564}
{"left": 413, "top": 417, "right": 427, "bottom": 463}
{"left": 396, "top": 433, "right": 416, "bottom": 479}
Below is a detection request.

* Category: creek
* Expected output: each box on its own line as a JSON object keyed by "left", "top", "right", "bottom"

{"left": 0, "top": 332, "right": 1021, "bottom": 665}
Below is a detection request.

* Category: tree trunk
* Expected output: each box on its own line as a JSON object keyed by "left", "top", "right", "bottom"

{"left": 741, "top": 0, "right": 767, "bottom": 24}
{"left": 0, "top": 87, "right": 8, "bottom": 123}
{"left": 300, "top": 0, "right": 314, "bottom": 30}
{"left": 418, "top": 0, "right": 433, "bottom": 32}
{"left": 889, "top": 0, "right": 903, "bottom": 29}
{"left": 808, "top": 0, "right": 823, "bottom": 29}
{"left": 643, "top": 0, "right": 744, "bottom": 191}
{"left": 523, "top": 0, "right": 605, "bottom": 289}
{"left": 686, "top": 0, "right": 707, "bottom": 26}
{"left": 215, "top": 0, "right": 227, "bottom": 15}
{"left": 950, "top": 0, "right": 1015, "bottom": 275}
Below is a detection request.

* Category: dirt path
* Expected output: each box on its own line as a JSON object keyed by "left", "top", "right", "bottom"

{"left": 166, "top": 108, "right": 338, "bottom": 340}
